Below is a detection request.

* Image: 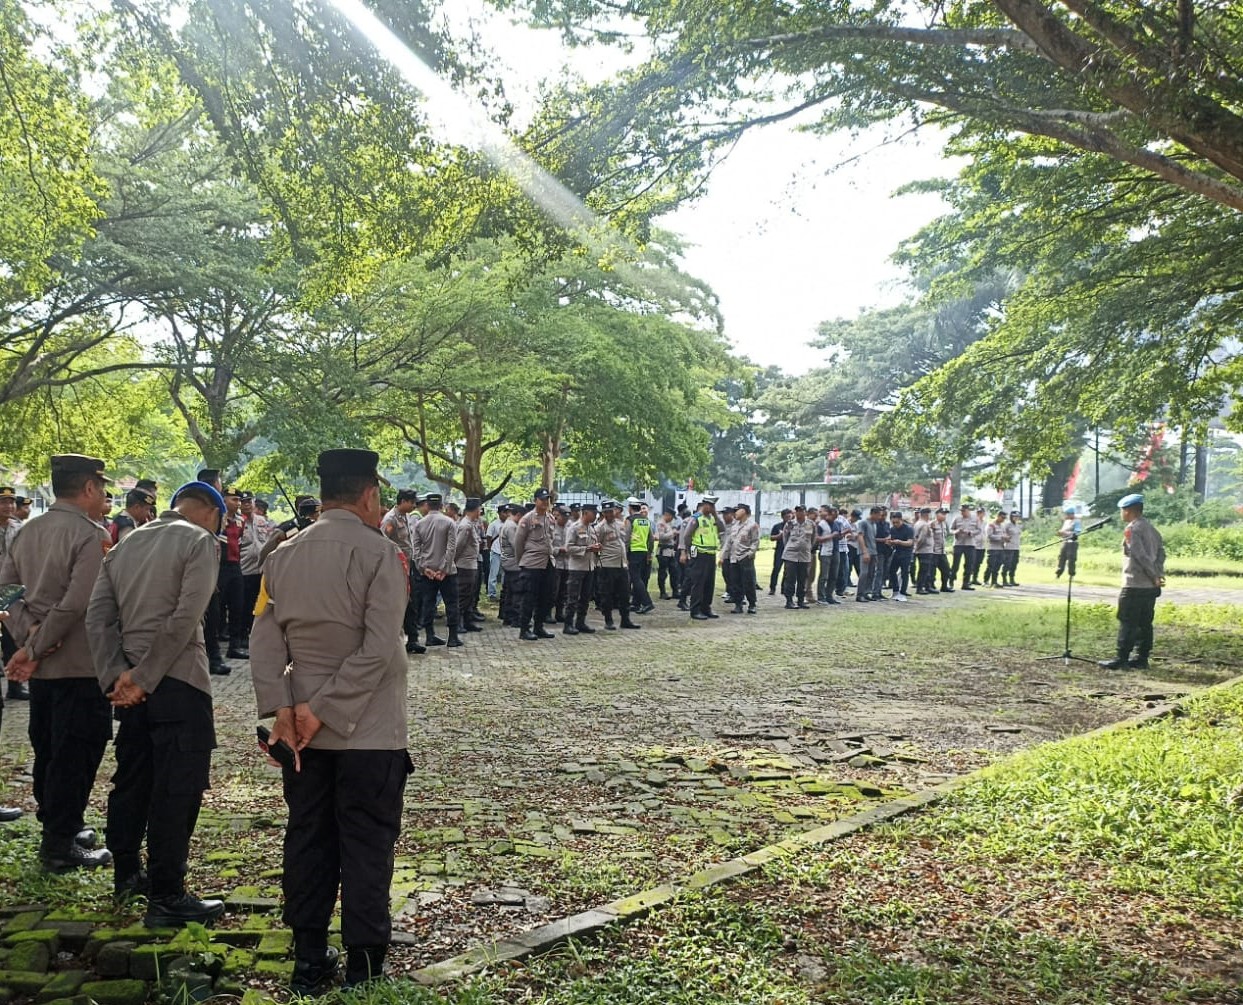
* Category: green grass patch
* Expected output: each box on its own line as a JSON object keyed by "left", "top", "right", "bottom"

{"left": 922, "top": 681, "right": 1243, "bottom": 913}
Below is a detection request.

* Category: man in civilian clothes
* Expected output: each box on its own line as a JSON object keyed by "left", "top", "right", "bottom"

{"left": 86, "top": 481, "right": 228, "bottom": 924}
{"left": 886, "top": 511, "right": 915, "bottom": 600}
{"left": 768, "top": 509, "right": 791, "bottom": 595}
{"left": 1, "top": 455, "right": 115, "bottom": 871}
{"left": 250, "top": 449, "right": 410, "bottom": 993}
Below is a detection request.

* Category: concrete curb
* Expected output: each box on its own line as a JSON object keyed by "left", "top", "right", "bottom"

{"left": 407, "top": 678, "right": 1236, "bottom": 987}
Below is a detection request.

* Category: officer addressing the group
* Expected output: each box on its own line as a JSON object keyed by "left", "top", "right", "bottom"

{"left": 250, "top": 449, "right": 411, "bottom": 994}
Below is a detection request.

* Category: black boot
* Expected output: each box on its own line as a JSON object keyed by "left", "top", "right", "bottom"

{"left": 6, "top": 681, "right": 29, "bottom": 701}
{"left": 604, "top": 617, "right": 616, "bottom": 631}
{"left": 426, "top": 632, "right": 446, "bottom": 647}
{"left": 576, "top": 620, "right": 596, "bottom": 634}
{"left": 519, "top": 629, "right": 540, "bottom": 641}
{"left": 0, "top": 807, "right": 22, "bottom": 823}
{"left": 76, "top": 828, "right": 98, "bottom": 849}
{"left": 446, "top": 629, "right": 463, "bottom": 648}
{"left": 534, "top": 624, "right": 556, "bottom": 639}
{"left": 40, "top": 836, "right": 112, "bottom": 873}
{"left": 114, "top": 867, "right": 149, "bottom": 904}
{"left": 142, "top": 892, "right": 226, "bottom": 928}
{"left": 563, "top": 622, "right": 579, "bottom": 636}
{"left": 620, "top": 619, "right": 641, "bottom": 630}
{"left": 730, "top": 604, "right": 744, "bottom": 614}
{"left": 291, "top": 930, "right": 340, "bottom": 996}
{"left": 405, "top": 639, "right": 427, "bottom": 654}
{"left": 344, "top": 946, "right": 388, "bottom": 989}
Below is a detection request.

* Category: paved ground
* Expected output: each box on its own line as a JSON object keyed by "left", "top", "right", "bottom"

{"left": 0, "top": 572, "right": 1237, "bottom": 979}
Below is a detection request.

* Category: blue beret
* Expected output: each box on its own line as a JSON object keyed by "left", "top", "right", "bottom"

{"left": 171, "top": 481, "right": 226, "bottom": 516}
{"left": 1118, "top": 493, "right": 1144, "bottom": 509}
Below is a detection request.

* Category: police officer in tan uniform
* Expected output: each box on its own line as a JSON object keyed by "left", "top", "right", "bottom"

{"left": 454, "top": 498, "right": 483, "bottom": 633}
{"left": 250, "top": 449, "right": 410, "bottom": 993}
{"left": 562, "top": 501, "right": 601, "bottom": 635}
{"left": 514, "top": 489, "right": 557, "bottom": 641}
{"left": 1, "top": 454, "right": 115, "bottom": 872}
{"left": 86, "top": 481, "right": 228, "bottom": 923}
{"left": 411, "top": 493, "right": 461, "bottom": 649}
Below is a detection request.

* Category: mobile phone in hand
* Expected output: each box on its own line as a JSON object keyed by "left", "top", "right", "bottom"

{"left": 0, "top": 584, "right": 25, "bottom": 613}
{"left": 256, "top": 724, "right": 297, "bottom": 771}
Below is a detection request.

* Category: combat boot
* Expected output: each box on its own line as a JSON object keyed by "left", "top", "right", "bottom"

{"left": 291, "top": 930, "right": 339, "bottom": 996}
{"left": 446, "top": 628, "right": 463, "bottom": 648}
{"left": 40, "top": 836, "right": 112, "bottom": 873}
{"left": 344, "top": 946, "right": 388, "bottom": 989}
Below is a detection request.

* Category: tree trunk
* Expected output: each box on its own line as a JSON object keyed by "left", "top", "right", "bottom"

{"left": 459, "top": 407, "right": 486, "bottom": 499}
{"left": 1041, "top": 454, "right": 1077, "bottom": 511}
{"left": 540, "top": 434, "right": 560, "bottom": 492}
{"left": 1178, "top": 431, "right": 1189, "bottom": 486}
{"left": 1193, "top": 439, "right": 1209, "bottom": 502}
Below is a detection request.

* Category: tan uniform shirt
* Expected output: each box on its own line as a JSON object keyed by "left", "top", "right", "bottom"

{"left": 515, "top": 510, "right": 555, "bottom": 570}
{"left": 595, "top": 518, "right": 627, "bottom": 568}
{"left": 0, "top": 501, "right": 109, "bottom": 678}
{"left": 728, "top": 518, "right": 760, "bottom": 563}
{"left": 565, "top": 520, "right": 598, "bottom": 572}
{"left": 655, "top": 519, "right": 677, "bottom": 557}
{"left": 412, "top": 510, "right": 457, "bottom": 577}
{"left": 552, "top": 522, "right": 569, "bottom": 570}
{"left": 913, "top": 519, "right": 933, "bottom": 555}
{"left": 240, "top": 514, "right": 272, "bottom": 576}
{"left": 250, "top": 509, "right": 408, "bottom": 750}
{"left": 1123, "top": 517, "right": 1165, "bottom": 588}
{"left": 1003, "top": 520, "right": 1022, "bottom": 550}
{"left": 950, "top": 514, "right": 979, "bottom": 546}
{"left": 86, "top": 511, "right": 218, "bottom": 695}
{"left": 381, "top": 506, "right": 415, "bottom": 562}
{"left": 454, "top": 518, "right": 479, "bottom": 570}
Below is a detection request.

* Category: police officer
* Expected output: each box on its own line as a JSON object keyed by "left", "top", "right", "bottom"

{"left": 932, "top": 508, "right": 953, "bottom": 592}
{"left": 86, "top": 481, "right": 228, "bottom": 923}
{"left": 1002, "top": 509, "right": 1023, "bottom": 586}
{"left": 1056, "top": 503, "right": 1081, "bottom": 579}
{"left": 985, "top": 510, "right": 1009, "bottom": 587}
{"left": 411, "top": 493, "right": 462, "bottom": 648}
{"left": 1, "top": 486, "right": 27, "bottom": 703}
{"left": 654, "top": 509, "right": 680, "bottom": 600}
{"left": 1099, "top": 493, "right": 1165, "bottom": 670}
{"left": 455, "top": 498, "right": 484, "bottom": 633}
{"left": 498, "top": 505, "right": 522, "bottom": 627}
{"left": 218, "top": 487, "right": 249, "bottom": 660}
{"left": 624, "top": 499, "right": 655, "bottom": 613}
{"left": 681, "top": 496, "right": 724, "bottom": 620}
{"left": 949, "top": 503, "right": 978, "bottom": 591}
{"left": 563, "top": 502, "right": 600, "bottom": 635}
{"left": 250, "top": 448, "right": 410, "bottom": 993}
{"left": 726, "top": 502, "right": 759, "bottom": 614}
{"left": 781, "top": 506, "right": 815, "bottom": 608}
{"left": 1, "top": 455, "right": 115, "bottom": 871}
{"left": 514, "top": 489, "right": 557, "bottom": 641}
{"left": 110, "top": 486, "right": 157, "bottom": 545}
{"left": 551, "top": 504, "right": 570, "bottom": 623}
{"left": 595, "top": 501, "right": 640, "bottom": 630}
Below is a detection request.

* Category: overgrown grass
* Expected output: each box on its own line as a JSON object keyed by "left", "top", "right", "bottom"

{"left": 923, "top": 681, "right": 1243, "bottom": 913}
{"left": 449, "top": 679, "right": 1243, "bottom": 1004}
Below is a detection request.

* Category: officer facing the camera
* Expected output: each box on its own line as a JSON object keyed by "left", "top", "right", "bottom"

{"left": 250, "top": 449, "right": 410, "bottom": 994}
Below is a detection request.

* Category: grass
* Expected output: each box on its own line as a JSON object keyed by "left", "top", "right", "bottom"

{"left": 440, "top": 679, "right": 1243, "bottom": 1005}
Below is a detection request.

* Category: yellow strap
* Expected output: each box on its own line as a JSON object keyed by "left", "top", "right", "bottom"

{"left": 253, "top": 575, "right": 271, "bottom": 617}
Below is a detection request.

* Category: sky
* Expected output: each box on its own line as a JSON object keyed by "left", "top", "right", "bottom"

{"left": 451, "top": 3, "right": 956, "bottom": 375}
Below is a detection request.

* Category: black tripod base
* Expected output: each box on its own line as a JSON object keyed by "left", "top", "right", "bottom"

{"left": 1036, "top": 650, "right": 1098, "bottom": 666}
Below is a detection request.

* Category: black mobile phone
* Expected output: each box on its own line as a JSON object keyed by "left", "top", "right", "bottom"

{"left": 256, "top": 724, "right": 297, "bottom": 771}
{"left": 0, "top": 584, "right": 25, "bottom": 613}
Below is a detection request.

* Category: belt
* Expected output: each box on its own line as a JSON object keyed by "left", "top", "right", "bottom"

{"left": 696, "top": 548, "right": 716, "bottom": 554}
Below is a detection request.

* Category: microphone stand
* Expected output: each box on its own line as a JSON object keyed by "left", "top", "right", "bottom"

{"left": 1036, "top": 517, "right": 1112, "bottom": 666}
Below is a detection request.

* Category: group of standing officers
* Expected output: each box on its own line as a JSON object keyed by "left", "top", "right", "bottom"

{"left": 0, "top": 450, "right": 1168, "bottom": 998}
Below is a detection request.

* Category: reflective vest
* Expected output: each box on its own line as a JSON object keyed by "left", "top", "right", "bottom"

{"left": 628, "top": 516, "right": 651, "bottom": 553}
{"left": 691, "top": 517, "right": 719, "bottom": 553}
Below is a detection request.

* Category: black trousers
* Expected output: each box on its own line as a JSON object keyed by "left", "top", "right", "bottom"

{"left": 107, "top": 678, "right": 214, "bottom": 895}
{"left": 1057, "top": 540, "right": 1079, "bottom": 578}
{"left": 596, "top": 566, "right": 631, "bottom": 623}
{"left": 419, "top": 574, "right": 459, "bottom": 637}
{"left": 768, "top": 542, "right": 785, "bottom": 591}
{"left": 888, "top": 556, "right": 913, "bottom": 594}
{"left": 553, "top": 568, "right": 569, "bottom": 618}
{"left": 1004, "top": 550, "right": 1020, "bottom": 582}
{"left": 970, "top": 547, "right": 986, "bottom": 582}
{"left": 657, "top": 554, "right": 679, "bottom": 596}
{"left": 565, "top": 570, "right": 595, "bottom": 625}
{"left": 733, "top": 557, "right": 757, "bottom": 609}
{"left": 403, "top": 567, "right": 421, "bottom": 639}
{"left": 936, "top": 554, "right": 953, "bottom": 588}
{"left": 478, "top": 553, "right": 491, "bottom": 599}
{"left": 951, "top": 545, "right": 975, "bottom": 587}
{"left": 686, "top": 553, "right": 716, "bottom": 615}
{"left": 500, "top": 569, "right": 519, "bottom": 625}
{"left": 282, "top": 747, "right": 410, "bottom": 949}
{"left": 985, "top": 549, "right": 1006, "bottom": 585}
{"left": 456, "top": 568, "right": 478, "bottom": 627}
{"left": 782, "top": 559, "right": 809, "bottom": 603}
{"left": 242, "top": 573, "right": 262, "bottom": 639}
{"left": 915, "top": 554, "right": 935, "bottom": 591}
{"left": 518, "top": 564, "right": 555, "bottom": 630}
{"left": 627, "top": 554, "right": 652, "bottom": 609}
{"left": 1117, "top": 587, "right": 1160, "bottom": 660}
{"left": 28, "top": 677, "right": 111, "bottom": 841}
{"left": 720, "top": 559, "right": 736, "bottom": 601}
{"left": 218, "top": 561, "right": 246, "bottom": 649}
{"left": 203, "top": 596, "right": 222, "bottom": 666}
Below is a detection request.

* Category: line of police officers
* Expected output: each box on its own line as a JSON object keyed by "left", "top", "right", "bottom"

{"left": 0, "top": 453, "right": 1165, "bottom": 997}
